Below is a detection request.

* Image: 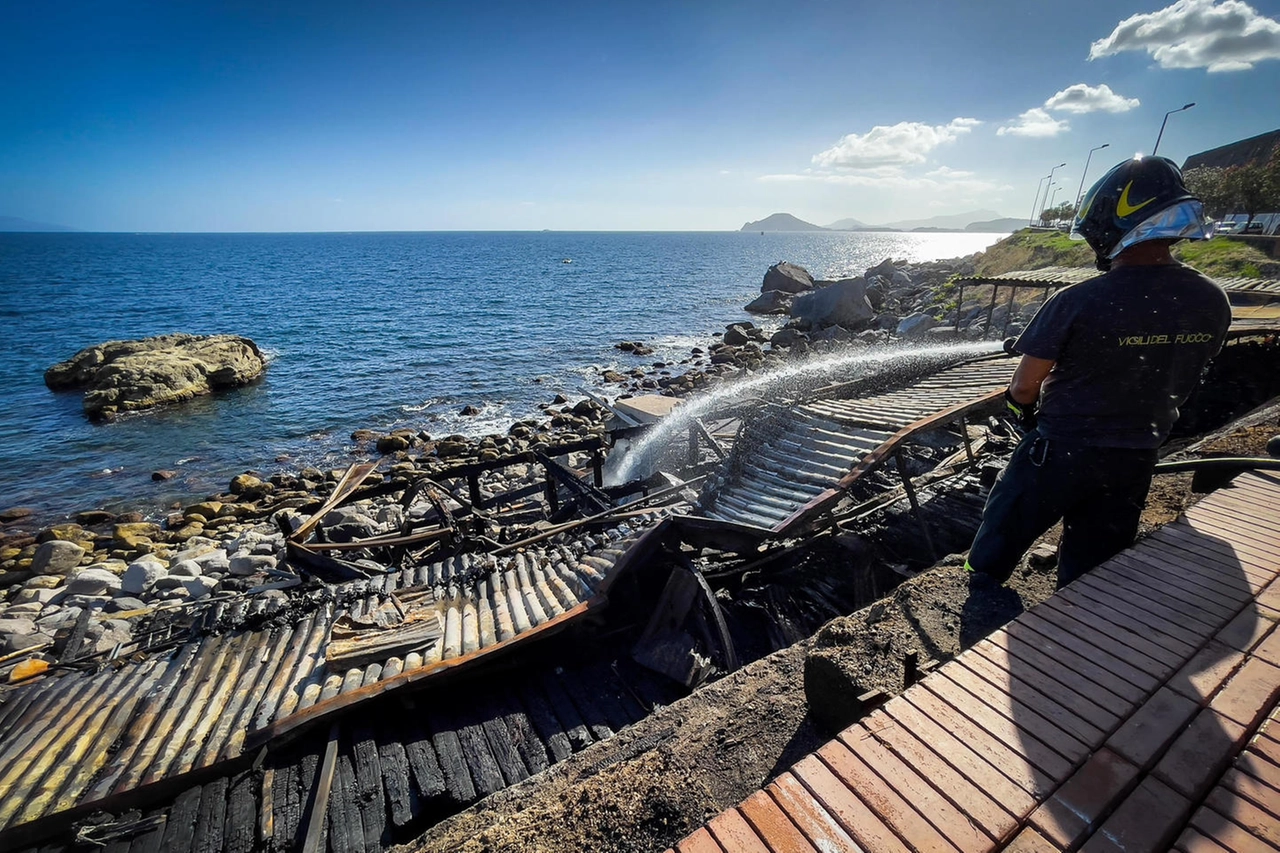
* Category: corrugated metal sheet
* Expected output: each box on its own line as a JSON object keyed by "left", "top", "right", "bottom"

{"left": 696, "top": 357, "right": 1016, "bottom": 533}
{"left": 0, "top": 514, "right": 666, "bottom": 834}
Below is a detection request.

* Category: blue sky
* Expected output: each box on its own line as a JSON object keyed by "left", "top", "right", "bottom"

{"left": 2, "top": 0, "right": 1278, "bottom": 231}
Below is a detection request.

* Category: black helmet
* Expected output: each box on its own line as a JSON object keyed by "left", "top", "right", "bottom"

{"left": 1071, "top": 156, "right": 1200, "bottom": 270}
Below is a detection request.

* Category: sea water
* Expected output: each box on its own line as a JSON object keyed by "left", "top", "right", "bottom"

{"left": 0, "top": 230, "right": 1003, "bottom": 521}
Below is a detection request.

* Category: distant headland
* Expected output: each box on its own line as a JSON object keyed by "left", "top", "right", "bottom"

{"left": 741, "top": 210, "right": 1025, "bottom": 234}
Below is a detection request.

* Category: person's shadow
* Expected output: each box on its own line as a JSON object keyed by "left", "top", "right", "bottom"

{"left": 950, "top": 474, "right": 1267, "bottom": 849}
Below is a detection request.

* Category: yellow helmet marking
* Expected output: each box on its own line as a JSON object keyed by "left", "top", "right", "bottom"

{"left": 1116, "top": 181, "right": 1156, "bottom": 218}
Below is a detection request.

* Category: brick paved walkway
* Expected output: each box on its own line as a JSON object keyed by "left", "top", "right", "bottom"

{"left": 666, "top": 471, "right": 1280, "bottom": 853}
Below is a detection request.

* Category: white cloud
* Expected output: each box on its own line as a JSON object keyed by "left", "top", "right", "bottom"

{"left": 759, "top": 169, "right": 1011, "bottom": 194}
{"left": 1043, "top": 83, "right": 1140, "bottom": 113}
{"left": 997, "top": 108, "right": 1070, "bottom": 138}
{"left": 1089, "top": 0, "right": 1280, "bottom": 72}
{"left": 811, "top": 118, "right": 981, "bottom": 169}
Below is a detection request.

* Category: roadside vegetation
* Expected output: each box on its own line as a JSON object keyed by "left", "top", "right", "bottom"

{"left": 968, "top": 227, "right": 1277, "bottom": 280}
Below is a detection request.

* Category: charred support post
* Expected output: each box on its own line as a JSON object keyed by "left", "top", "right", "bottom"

{"left": 904, "top": 650, "right": 920, "bottom": 688}
{"left": 591, "top": 448, "right": 604, "bottom": 488}
{"left": 959, "top": 416, "right": 976, "bottom": 467}
{"left": 894, "top": 450, "right": 937, "bottom": 563}
{"left": 692, "top": 417, "right": 728, "bottom": 461}
{"left": 687, "top": 422, "right": 700, "bottom": 468}
{"left": 953, "top": 283, "right": 965, "bottom": 333}
{"left": 1001, "top": 286, "right": 1019, "bottom": 338}
{"left": 301, "top": 724, "right": 341, "bottom": 853}
{"left": 983, "top": 284, "right": 1000, "bottom": 339}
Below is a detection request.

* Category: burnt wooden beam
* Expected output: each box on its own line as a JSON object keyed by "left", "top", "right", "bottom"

{"left": 894, "top": 450, "right": 937, "bottom": 563}
{"left": 300, "top": 725, "right": 339, "bottom": 853}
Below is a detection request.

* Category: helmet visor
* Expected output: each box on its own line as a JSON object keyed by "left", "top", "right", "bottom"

{"left": 1107, "top": 199, "right": 1212, "bottom": 259}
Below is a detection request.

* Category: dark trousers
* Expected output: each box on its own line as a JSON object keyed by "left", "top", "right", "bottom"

{"left": 968, "top": 429, "right": 1158, "bottom": 587}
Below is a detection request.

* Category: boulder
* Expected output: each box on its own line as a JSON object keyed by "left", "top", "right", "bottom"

{"left": 376, "top": 434, "right": 410, "bottom": 454}
{"left": 896, "top": 312, "right": 938, "bottom": 338}
{"left": 790, "top": 277, "right": 876, "bottom": 331}
{"left": 65, "top": 567, "right": 123, "bottom": 596}
{"left": 761, "top": 262, "right": 814, "bottom": 294}
{"left": 181, "top": 575, "right": 219, "bottom": 598}
{"left": 121, "top": 560, "right": 167, "bottom": 595}
{"left": 168, "top": 560, "right": 203, "bottom": 578}
{"left": 769, "top": 328, "right": 808, "bottom": 348}
{"left": 864, "top": 258, "right": 898, "bottom": 280}
{"left": 723, "top": 325, "right": 752, "bottom": 346}
{"left": 29, "top": 540, "right": 86, "bottom": 575}
{"left": 44, "top": 333, "right": 266, "bottom": 420}
{"left": 744, "top": 290, "right": 793, "bottom": 315}
{"left": 228, "top": 554, "right": 277, "bottom": 576}
{"left": 113, "top": 522, "right": 161, "bottom": 549}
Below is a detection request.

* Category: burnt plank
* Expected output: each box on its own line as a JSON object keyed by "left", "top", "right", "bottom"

{"left": 558, "top": 667, "right": 621, "bottom": 739}
{"left": 224, "top": 771, "right": 257, "bottom": 853}
{"left": 376, "top": 737, "right": 418, "bottom": 828}
{"left": 327, "top": 752, "right": 365, "bottom": 853}
{"left": 425, "top": 706, "right": 478, "bottom": 804}
{"left": 477, "top": 699, "right": 531, "bottom": 786}
{"left": 193, "top": 777, "right": 228, "bottom": 853}
{"left": 272, "top": 755, "right": 305, "bottom": 851}
{"left": 452, "top": 706, "right": 506, "bottom": 797}
{"left": 103, "top": 810, "right": 142, "bottom": 853}
{"left": 497, "top": 691, "right": 550, "bottom": 777}
{"left": 519, "top": 682, "right": 574, "bottom": 763}
{"left": 537, "top": 676, "right": 596, "bottom": 751}
{"left": 159, "top": 785, "right": 202, "bottom": 852}
{"left": 351, "top": 725, "right": 388, "bottom": 851}
{"left": 401, "top": 726, "right": 448, "bottom": 803}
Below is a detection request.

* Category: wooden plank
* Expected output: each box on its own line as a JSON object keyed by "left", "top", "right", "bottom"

{"left": 706, "top": 808, "right": 770, "bottom": 853}
{"left": 402, "top": 726, "right": 448, "bottom": 803}
{"left": 271, "top": 755, "right": 303, "bottom": 851}
{"left": 326, "top": 751, "right": 366, "bottom": 853}
{"left": 676, "top": 827, "right": 725, "bottom": 853}
{"left": 158, "top": 786, "right": 202, "bottom": 851}
{"left": 969, "top": 641, "right": 1119, "bottom": 734}
{"left": 839, "top": 726, "right": 989, "bottom": 853}
{"left": 738, "top": 789, "right": 818, "bottom": 853}
{"left": 301, "top": 726, "right": 340, "bottom": 853}
{"left": 863, "top": 708, "right": 1016, "bottom": 842}
{"left": 791, "top": 754, "right": 911, "bottom": 853}
{"left": 1004, "top": 619, "right": 1150, "bottom": 703}
{"left": 520, "top": 682, "right": 575, "bottom": 763}
{"left": 1027, "top": 602, "right": 1177, "bottom": 684}
{"left": 495, "top": 690, "right": 549, "bottom": 777}
{"left": 923, "top": 673, "right": 1076, "bottom": 781}
{"left": 376, "top": 737, "right": 416, "bottom": 828}
{"left": 768, "top": 774, "right": 864, "bottom": 852}
{"left": 1100, "top": 549, "right": 1248, "bottom": 616}
{"left": 221, "top": 770, "right": 255, "bottom": 853}
{"left": 425, "top": 706, "right": 479, "bottom": 804}
{"left": 956, "top": 651, "right": 1106, "bottom": 751}
{"left": 479, "top": 709, "right": 530, "bottom": 786}
{"left": 351, "top": 725, "right": 387, "bottom": 852}
{"left": 192, "top": 777, "right": 227, "bottom": 853}
{"left": 452, "top": 708, "right": 506, "bottom": 797}
{"left": 903, "top": 688, "right": 1054, "bottom": 799}
{"left": 1053, "top": 582, "right": 1200, "bottom": 657}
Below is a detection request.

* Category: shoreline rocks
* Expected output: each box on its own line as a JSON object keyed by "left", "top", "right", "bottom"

{"left": 45, "top": 333, "right": 266, "bottom": 420}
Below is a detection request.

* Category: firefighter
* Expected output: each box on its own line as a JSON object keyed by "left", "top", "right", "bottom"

{"left": 966, "top": 155, "right": 1231, "bottom": 589}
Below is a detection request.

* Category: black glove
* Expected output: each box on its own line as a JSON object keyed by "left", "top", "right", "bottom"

{"left": 1004, "top": 388, "right": 1038, "bottom": 433}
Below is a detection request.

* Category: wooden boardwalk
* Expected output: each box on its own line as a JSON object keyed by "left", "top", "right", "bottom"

{"left": 667, "top": 471, "right": 1280, "bottom": 853}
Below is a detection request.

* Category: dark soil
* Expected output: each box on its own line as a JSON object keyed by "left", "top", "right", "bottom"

{"left": 401, "top": 403, "right": 1280, "bottom": 853}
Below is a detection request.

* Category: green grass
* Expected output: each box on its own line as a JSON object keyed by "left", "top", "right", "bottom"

{"left": 968, "top": 229, "right": 1277, "bottom": 280}
{"left": 971, "top": 229, "right": 1095, "bottom": 277}
{"left": 1172, "top": 238, "right": 1279, "bottom": 279}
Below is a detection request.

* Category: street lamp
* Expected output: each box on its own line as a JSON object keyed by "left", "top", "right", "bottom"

{"left": 1048, "top": 182, "right": 1062, "bottom": 212}
{"left": 1153, "top": 103, "right": 1195, "bottom": 156}
{"left": 1074, "top": 142, "right": 1110, "bottom": 216}
{"left": 1035, "top": 162, "right": 1067, "bottom": 226}
{"left": 1029, "top": 174, "right": 1050, "bottom": 226}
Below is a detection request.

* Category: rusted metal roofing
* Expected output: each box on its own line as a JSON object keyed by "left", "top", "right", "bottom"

{"left": 0, "top": 514, "right": 666, "bottom": 835}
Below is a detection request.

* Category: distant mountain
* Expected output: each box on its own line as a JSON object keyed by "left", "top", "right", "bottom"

{"left": 880, "top": 209, "right": 1008, "bottom": 231}
{"left": 0, "top": 216, "right": 78, "bottom": 232}
{"left": 965, "top": 217, "right": 1027, "bottom": 233}
{"left": 740, "top": 213, "right": 827, "bottom": 232}
{"left": 824, "top": 217, "right": 871, "bottom": 231}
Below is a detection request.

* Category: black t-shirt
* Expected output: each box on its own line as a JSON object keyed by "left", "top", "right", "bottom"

{"left": 1013, "top": 264, "right": 1230, "bottom": 449}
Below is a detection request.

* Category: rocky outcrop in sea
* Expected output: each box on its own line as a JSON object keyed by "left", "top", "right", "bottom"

{"left": 44, "top": 333, "right": 266, "bottom": 420}
{"left": 742, "top": 256, "right": 1044, "bottom": 354}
